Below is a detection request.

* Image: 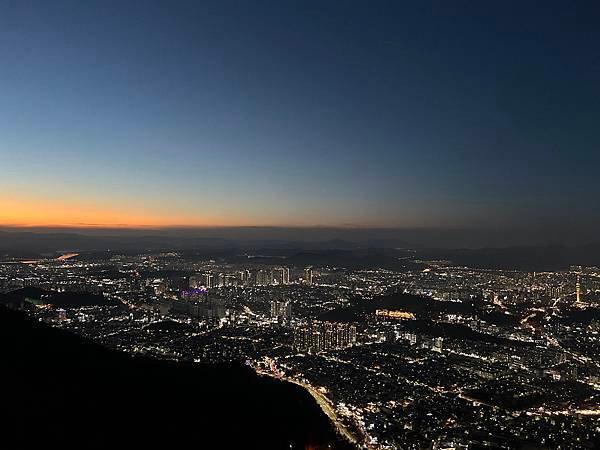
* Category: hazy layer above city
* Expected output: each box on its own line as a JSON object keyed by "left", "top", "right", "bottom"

{"left": 1, "top": 225, "right": 599, "bottom": 249}
{"left": 2, "top": 226, "right": 600, "bottom": 272}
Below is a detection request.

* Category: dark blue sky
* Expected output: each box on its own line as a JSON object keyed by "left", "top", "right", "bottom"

{"left": 1, "top": 1, "right": 599, "bottom": 234}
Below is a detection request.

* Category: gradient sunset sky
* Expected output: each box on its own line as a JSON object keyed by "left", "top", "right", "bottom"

{"left": 1, "top": 1, "right": 599, "bottom": 232}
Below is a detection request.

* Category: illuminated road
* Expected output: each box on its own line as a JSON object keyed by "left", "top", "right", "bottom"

{"left": 255, "top": 366, "right": 360, "bottom": 447}
{"left": 288, "top": 378, "right": 360, "bottom": 446}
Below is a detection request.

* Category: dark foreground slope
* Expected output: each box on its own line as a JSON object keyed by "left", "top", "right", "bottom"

{"left": 0, "top": 306, "right": 351, "bottom": 450}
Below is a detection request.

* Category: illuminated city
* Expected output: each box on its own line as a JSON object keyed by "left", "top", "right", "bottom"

{"left": 1, "top": 248, "right": 599, "bottom": 448}
{"left": 1, "top": 1, "right": 599, "bottom": 448}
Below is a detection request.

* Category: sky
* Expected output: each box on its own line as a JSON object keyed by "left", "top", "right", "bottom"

{"left": 1, "top": 1, "right": 599, "bottom": 240}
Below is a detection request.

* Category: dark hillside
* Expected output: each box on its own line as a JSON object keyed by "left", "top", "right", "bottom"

{"left": 0, "top": 306, "right": 351, "bottom": 449}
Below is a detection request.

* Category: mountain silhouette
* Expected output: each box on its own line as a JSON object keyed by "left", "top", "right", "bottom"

{"left": 0, "top": 305, "right": 352, "bottom": 449}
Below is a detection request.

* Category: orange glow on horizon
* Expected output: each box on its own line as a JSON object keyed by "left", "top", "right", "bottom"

{"left": 0, "top": 194, "right": 250, "bottom": 228}
{"left": 0, "top": 193, "right": 420, "bottom": 229}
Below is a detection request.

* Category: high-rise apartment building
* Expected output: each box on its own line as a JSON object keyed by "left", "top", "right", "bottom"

{"left": 293, "top": 321, "right": 356, "bottom": 353}
{"left": 256, "top": 269, "right": 270, "bottom": 286}
{"left": 270, "top": 299, "right": 292, "bottom": 322}
{"left": 303, "top": 267, "right": 313, "bottom": 285}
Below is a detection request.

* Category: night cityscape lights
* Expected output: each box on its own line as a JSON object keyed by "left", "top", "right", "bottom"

{"left": 1, "top": 252, "right": 599, "bottom": 449}
{"left": 3, "top": 2, "right": 600, "bottom": 448}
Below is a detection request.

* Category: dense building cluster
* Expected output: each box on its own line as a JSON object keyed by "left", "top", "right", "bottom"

{"left": 1, "top": 251, "right": 599, "bottom": 449}
{"left": 188, "top": 266, "right": 298, "bottom": 289}
{"left": 270, "top": 299, "right": 292, "bottom": 322}
{"left": 294, "top": 321, "right": 357, "bottom": 353}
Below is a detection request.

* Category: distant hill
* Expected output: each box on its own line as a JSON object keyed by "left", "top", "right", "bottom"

{"left": 320, "top": 292, "right": 476, "bottom": 322}
{"left": 0, "top": 230, "right": 236, "bottom": 257}
{"left": 400, "top": 319, "right": 532, "bottom": 347}
{"left": 321, "top": 293, "right": 528, "bottom": 347}
{"left": 0, "top": 287, "right": 117, "bottom": 309}
{"left": 559, "top": 308, "right": 600, "bottom": 326}
{"left": 0, "top": 305, "right": 351, "bottom": 449}
{"left": 416, "top": 244, "right": 600, "bottom": 271}
{"left": 284, "top": 249, "right": 421, "bottom": 271}
{"left": 1, "top": 229, "right": 598, "bottom": 271}
{"left": 235, "top": 248, "right": 422, "bottom": 271}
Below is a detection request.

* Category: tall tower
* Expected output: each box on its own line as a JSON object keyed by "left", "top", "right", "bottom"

{"left": 576, "top": 274, "right": 582, "bottom": 304}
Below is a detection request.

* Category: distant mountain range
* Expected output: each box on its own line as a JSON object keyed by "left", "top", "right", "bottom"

{"left": 416, "top": 244, "right": 600, "bottom": 271}
{"left": 0, "top": 230, "right": 598, "bottom": 270}
{"left": 0, "top": 305, "right": 350, "bottom": 449}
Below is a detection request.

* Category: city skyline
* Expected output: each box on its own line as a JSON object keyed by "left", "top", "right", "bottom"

{"left": 2, "top": 244, "right": 599, "bottom": 448}
{"left": 2, "top": 3, "right": 599, "bottom": 449}
{"left": 2, "top": 1, "right": 599, "bottom": 234}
